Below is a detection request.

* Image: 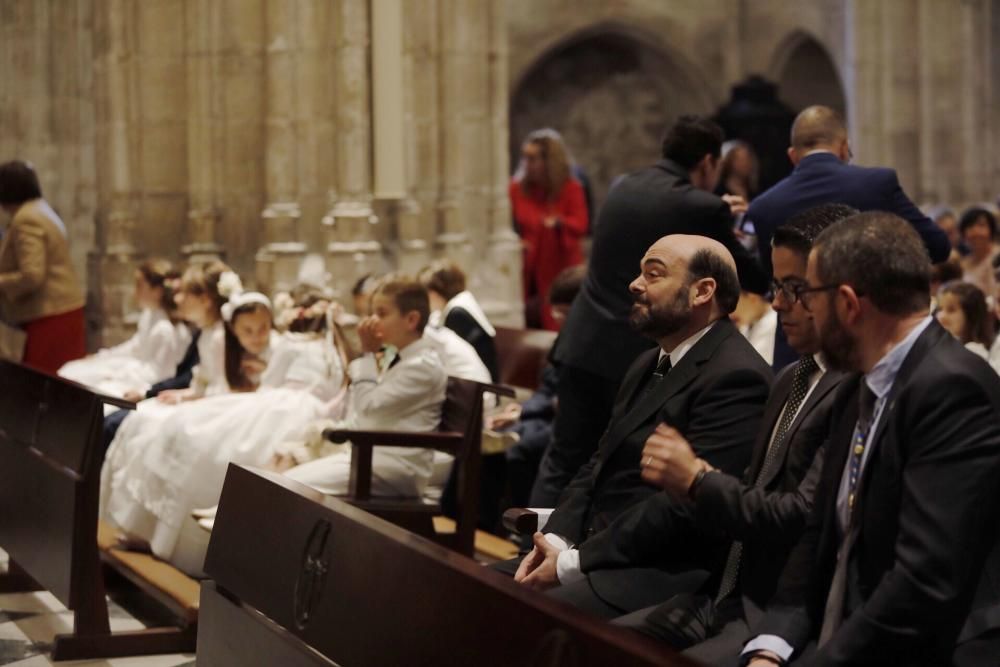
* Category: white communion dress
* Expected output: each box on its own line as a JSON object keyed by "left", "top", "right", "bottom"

{"left": 59, "top": 308, "right": 191, "bottom": 397}
{"left": 101, "top": 329, "right": 347, "bottom": 575}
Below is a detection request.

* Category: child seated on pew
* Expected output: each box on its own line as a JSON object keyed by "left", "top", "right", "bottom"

{"left": 155, "top": 262, "right": 242, "bottom": 403}
{"left": 102, "top": 288, "right": 352, "bottom": 574}
{"left": 59, "top": 258, "right": 191, "bottom": 398}
{"left": 279, "top": 275, "right": 447, "bottom": 499}
{"left": 419, "top": 260, "right": 499, "bottom": 381}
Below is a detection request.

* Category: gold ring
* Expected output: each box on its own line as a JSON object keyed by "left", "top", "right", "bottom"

{"left": 644, "top": 456, "right": 653, "bottom": 467}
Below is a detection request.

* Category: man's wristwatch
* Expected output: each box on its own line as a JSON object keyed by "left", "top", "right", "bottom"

{"left": 687, "top": 468, "right": 709, "bottom": 500}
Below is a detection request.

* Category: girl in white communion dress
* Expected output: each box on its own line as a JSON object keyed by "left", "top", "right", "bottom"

{"left": 102, "top": 289, "right": 351, "bottom": 575}
{"left": 59, "top": 258, "right": 191, "bottom": 398}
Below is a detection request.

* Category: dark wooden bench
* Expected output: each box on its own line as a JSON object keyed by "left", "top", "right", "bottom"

{"left": 198, "top": 464, "right": 701, "bottom": 666}
{"left": 494, "top": 326, "right": 558, "bottom": 392}
{"left": 0, "top": 360, "right": 198, "bottom": 660}
{"left": 324, "top": 376, "right": 514, "bottom": 557}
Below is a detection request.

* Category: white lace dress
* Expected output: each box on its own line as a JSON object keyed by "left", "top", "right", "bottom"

{"left": 101, "top": 331, "right": 347, "bottom": 575}
{"left": 59, "top": 308, "right": 190, "bottom": 397}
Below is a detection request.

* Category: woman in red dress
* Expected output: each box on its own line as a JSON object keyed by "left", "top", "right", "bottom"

{"left": 509, "top": 129, "right": 588, "bottom": 331}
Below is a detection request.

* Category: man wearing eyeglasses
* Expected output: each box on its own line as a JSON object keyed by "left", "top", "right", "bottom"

{"left": 745, "top": 105, "right": 951, "bottom": 371}
{"left": 743, "top": 212, "right": 1000, "bottom": 666}
{"left": 539, "top": 204, "right": 854, "bottom": 660}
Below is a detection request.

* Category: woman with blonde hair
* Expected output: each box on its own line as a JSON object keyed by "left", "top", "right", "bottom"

{"left": 509, "top": 129, "right": 588, "bottom": 330}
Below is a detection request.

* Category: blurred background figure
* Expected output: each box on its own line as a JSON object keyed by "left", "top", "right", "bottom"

{"left": 731, "top": 291, "right": 777, "bottom": 365}
{"left": 714, "top": 139, "right": 760, "bottom": 201}
{"left": 509, "top": 128, "right": 589, "bottom": 331}
{"left": 929, "top": 206, "right": 966, "bottom": 257}
{"left": 935, "top": 280, "right": 997, "bottom": 367}
{"left": 959, "top": 207, "right": 999, "bottom": 298}
{"left": 0, "top": 160, "right": 85, "bottom": 373}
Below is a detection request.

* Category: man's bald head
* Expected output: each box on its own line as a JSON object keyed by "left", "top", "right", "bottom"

{"left": 645, "top": 235, "right": 741, "bottom": 314}
{"left": 790, "top": 105, "right": 848, "bottom": 152}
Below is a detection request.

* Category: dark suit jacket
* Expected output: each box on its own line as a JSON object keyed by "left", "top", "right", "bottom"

{"left": 544, "top": 318, "right": 771, "bottom": 549}
{"left": 748, "top": 152, "right": 951, "bottom": 371}
{"left": 747, "top": 153, "right": 951, "bottom": 278}
{"left": 554, "top": 159, "right": 768, "bottom": 384}
{"left": 759, "top": 322, "right": 1000, "bottom": 666}
{"left": 575, "top": 360, "right": 848, "bottom": 615}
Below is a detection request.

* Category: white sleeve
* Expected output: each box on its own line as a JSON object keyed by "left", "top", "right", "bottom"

{"left": 348, "top": 354, "right": 439, "bottom": 421}
{"left": 741, "top": 635, "right": 795, "bottom": 663}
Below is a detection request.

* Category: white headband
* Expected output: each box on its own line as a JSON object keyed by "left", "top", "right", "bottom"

{"left": 221, "top": 291, "right": 272, "bottom": 322}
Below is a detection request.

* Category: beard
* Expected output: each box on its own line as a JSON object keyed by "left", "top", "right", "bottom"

{"left": 818, "top": 303, "right": 861, "bottom": 372}
{"left": 629, "top": 287, "right": 692, "bottom": 340}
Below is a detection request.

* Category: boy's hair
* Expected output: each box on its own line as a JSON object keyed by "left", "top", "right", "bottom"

{"left": 548, "top": 265, "right": 586, "bottom": 306}
{"left": 375, "top": 274, "right": 431, "bottom": 333}
{"left": 418, "top": 260, "right": 467, "bottom": 300}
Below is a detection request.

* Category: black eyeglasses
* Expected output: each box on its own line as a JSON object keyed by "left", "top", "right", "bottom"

{"left": 770, "top": 279, "right": 862, "bottom": 312}
{"left": 769, "top": 278, "right": 811, "bottom": 305}
{"left": 796, "top": 284, "right": 842, "bottom": 312}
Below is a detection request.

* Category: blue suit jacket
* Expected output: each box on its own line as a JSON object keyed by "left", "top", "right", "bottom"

{"left": 747, "top": 153, "right": 950, "bottom": 276}
{"left": 747, "top": 153, "right": 950, "bottom": 371}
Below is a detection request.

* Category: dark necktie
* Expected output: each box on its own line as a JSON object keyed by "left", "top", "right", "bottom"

{"left": 715, "top": 355, "right": 820, "bottom": 604}
{"left": 645, "top": 355, "right": 671, "bottom": 394}
{"left": 818, "top": 383, "right": 879, "bottom": 645}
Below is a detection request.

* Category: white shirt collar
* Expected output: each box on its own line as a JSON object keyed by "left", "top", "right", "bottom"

{"left": 658, "top": 321, "right": 717, "bottom": 368}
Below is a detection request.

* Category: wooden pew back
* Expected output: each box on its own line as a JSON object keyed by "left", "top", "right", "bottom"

{"left": 201, "top": 464, "right": 699, "bottom": 667}
{"left": 494, "top": 326, "right": 557, "bottom": 391}
{"left": 0, "top": 360, "right": 105, "bottom": 609}
{"left": 0, "top": 360, "right": 196, "bottom": 660}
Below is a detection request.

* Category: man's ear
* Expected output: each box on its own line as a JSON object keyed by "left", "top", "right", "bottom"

{"left": 787, "top": 146, "right": 800, "bottom": 166}
{"left": 690, "top": 277, "right": 717, "bottom": 307}
{"left": 837, "top": 284, "right": 863, "bottom": 325}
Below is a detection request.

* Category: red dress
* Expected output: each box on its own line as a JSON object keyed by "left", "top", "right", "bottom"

{"left": 509, "top": 178, "right": 588, "bottom": 330}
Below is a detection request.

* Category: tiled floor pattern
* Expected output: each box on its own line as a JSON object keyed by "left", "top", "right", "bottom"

{"left": 0, "top": 550, "right": 195, "bottom": 667}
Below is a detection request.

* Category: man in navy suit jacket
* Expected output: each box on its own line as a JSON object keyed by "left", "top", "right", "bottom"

{"left": 745, "top": 106, "right": 950, "bottom": 369}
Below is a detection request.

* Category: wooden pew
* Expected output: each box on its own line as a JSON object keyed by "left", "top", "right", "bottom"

{"left": 325, "top": 376, "right": 514, "bottom": 558}
{"left": 494, "top": 326, "right": 558, "bottom": 392}
{"left": 0, "top": 360, "right": 197, "bottom": 660}
{"left": 199, "top": 464, "right": 701, "bottom": 667}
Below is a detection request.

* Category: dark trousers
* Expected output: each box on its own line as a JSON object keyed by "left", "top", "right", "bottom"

{"left": 103, "top": 408, "right": 130, "bottom": 450}
{"left": 614, "top": 594, "right": 748, "bottom": 666}
{"left": 529, "top": 364, "right": 619, "bottom": 506}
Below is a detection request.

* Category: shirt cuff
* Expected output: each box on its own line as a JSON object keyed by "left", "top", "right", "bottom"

{"left": 555, "top": 549, "right": 585, "bottom": 586}
{"left": 741, "top": 635, "right": 794, "bottom": 663}
{"left": 349, "top": 353, "right": 378, "bottom": 382}
{"left": 543, "top": 533, "right": 573, "bottom": 551}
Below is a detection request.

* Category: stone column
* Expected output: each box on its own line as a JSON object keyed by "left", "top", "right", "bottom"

{"left": 323, "top": 0, "right": 381, "bottom": 302}
{"left": 183, "top": 0, "right": 224, "bottom": 262}
{"left": 395, "top": 0, "right": 441, "bottom": 276}
{"left": 90, "top": 0, "right": 144, "bottom": 345}
{"left": 433, "top": 0, "right": 473, "bottom": 269}
{"left": 483, "top": 0, "right": 523, "bottom": 326}
{"left": 256, "top": 0, "right": 306, "bottom": 294}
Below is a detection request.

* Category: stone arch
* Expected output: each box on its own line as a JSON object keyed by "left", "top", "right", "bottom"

{"left": 509, "top": 21, "right": 716, "bottom": 216}
{"left": 768, "top": 30, "right": 847, "bottom": 115}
